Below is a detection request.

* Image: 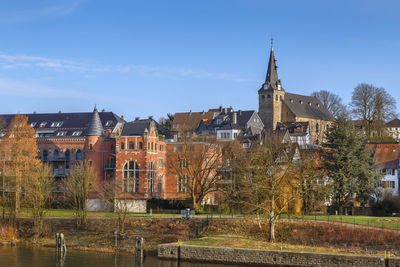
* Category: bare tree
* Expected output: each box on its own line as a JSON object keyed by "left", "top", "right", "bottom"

{"left": 167, "top": 136, "right": 222, "bottom": 208}
{"left": 312, "top": 90, "right": 348, "bottom": 118}
{"left": 97, "top": 180, "right": 129, "bottom": 233}
{"left": 351, "top": 83, "right": 397, "bottom": 137}
{"left": 227, "top": 136, "right": 299, "bottom": 242}
{"left": 24, "top": 164, "right": 54, "bottom": 235}
{"left": 65, "top": 161, "right": 94, "bottom": 228}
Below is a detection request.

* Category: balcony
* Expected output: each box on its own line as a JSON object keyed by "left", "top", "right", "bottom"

{"left": 44, "top": 157, "right": 70, "bottom": 162}
{"left": 104, "top": 163, "right": 116, "bottom": 170}
{"left": 53, "top": 169, "right": 69, "bottom": 177}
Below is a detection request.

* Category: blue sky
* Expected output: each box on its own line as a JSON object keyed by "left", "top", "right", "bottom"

{"left": 0, "top": 0, "right": 399, "bottom": 121}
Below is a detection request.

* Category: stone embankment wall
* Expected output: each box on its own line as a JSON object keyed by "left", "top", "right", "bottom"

{"left": 158, "top": 243, "right": 400, "bottom": 267}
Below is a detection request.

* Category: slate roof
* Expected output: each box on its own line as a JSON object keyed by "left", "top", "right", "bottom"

{"left": 218, "top": 123, "right": 242, "bottom": 130}
{"left": 276, "top": 121, "right": 309, "bottom": 134}
{"left": 86, "top": 106, "right": 104, "bottom": 136}
{"left": 0, "top": 111, "right": 122, "bottom": 138}
{"left": 283, "top": 93, "right": 334, "bottom": 121}
{"left": 367, "top": 143, "right": 400, "bottom": 169}
{"left": 121, "top": 119, "right": 163, "bottom": 136}
{"left": 387, "top": 119, "right": 400, "bottom": 127}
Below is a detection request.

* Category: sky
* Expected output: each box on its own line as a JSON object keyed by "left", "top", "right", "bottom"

{"left": 0, "top": 0, "right": 399, "bottom": 121}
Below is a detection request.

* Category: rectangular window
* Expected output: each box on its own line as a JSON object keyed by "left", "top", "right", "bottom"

{"left": 129, "top": 142, "right": 134, "bottom": 150}
{"left": 179, "top": 159, "right": 188, "bottom": 168}
{"left": 121, "top": 142, "right": 125, "bottom": 150}
{"left": 89, "top": 144, "right": 93, "bottom": 150}
{"left": 89, "top": 160, "right": 93, "bottom": 167}
{"left": 382, "top": 181, "right": 395, "bottom": 189}
{"left": 177, "top": 175, "right": 188, "bottom": 193}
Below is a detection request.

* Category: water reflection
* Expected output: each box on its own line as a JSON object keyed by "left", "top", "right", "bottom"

{"left": 0, "top": 247, "right": 246, "bottom": 267}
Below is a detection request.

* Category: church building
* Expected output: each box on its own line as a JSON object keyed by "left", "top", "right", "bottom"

{"left": 258, "top": 44, "right": 334, "bottom": 145}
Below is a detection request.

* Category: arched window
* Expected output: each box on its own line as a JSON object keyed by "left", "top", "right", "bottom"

{"left": 76, "top": 149, "right": 83, "bottom": 160}
{"left": 121, "top": 142, "right": 125, "bottom": 150}
{"left": 129, "top": 142, "right": 134, "bottom": 150}
{"left": 148, "top": 162, "right": 155, "bottom": 193}
{"left": 65, "top": 149, "right": 70, "bottom": 161}
{"left": 43, "top": 150, "right": 48, "bottom": 161}
{"left": 316, "top": 123, "right": 319, "bottom": 133}
{"left": 123, "top": 161, "right": 140, "bottom": 193}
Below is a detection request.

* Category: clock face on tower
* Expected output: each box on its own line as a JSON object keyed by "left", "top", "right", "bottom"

{"left": 263, "top": 84, "right": 268, "bottom": 90}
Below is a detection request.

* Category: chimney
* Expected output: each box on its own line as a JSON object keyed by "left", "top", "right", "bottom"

{"left": 239, "top": 110, "right": 242, "bottom": 116}
{"left": 148, "top": 116, "right": 153, "bottom": 120}
{"left": 219, "top": 106, "right": 222, "bottom": 112}
{"left": 202, "top": 110, "right": 205, "bottom": 114}
{"left": 224, "top": 108, "right": 228, "bottom": 114}
{"left": 135, "top": 117, "right": 140, "bottom": 120}
{"left": 233, "top": 112, "right": 237, "bottom": 124}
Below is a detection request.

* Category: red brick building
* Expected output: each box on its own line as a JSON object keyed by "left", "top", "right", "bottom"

{"left": 0, "top": 107, "right": 222, "bottom": 212}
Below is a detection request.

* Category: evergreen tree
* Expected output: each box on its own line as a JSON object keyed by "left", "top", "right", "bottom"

{"left": 322, "top": 117, "right": 381, "bottom": 212}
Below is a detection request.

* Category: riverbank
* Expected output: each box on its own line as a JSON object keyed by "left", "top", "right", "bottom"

{"left": 2, "top": 217, "right": 400, "bottom": 257}
{"left": 1, "top": 217, "right": 202, "bottom": 254}
{"left": 158, "top": 243, "right": 399, "bottom": 267}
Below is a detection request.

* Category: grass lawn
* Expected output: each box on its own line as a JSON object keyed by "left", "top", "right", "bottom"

{"left": 278, "top": 214, "right": 400, "bottom": 230}
{"left": 184, "top": 235, "right": 388, "bottom": 257}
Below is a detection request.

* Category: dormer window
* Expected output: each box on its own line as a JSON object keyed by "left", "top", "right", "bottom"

{"left": 308, "top": 102, "right": 311, "bottom": 106}
{"left": 300, "top": 100, "right": 303, "bottom": 104}
{"left": 72, "top": 131, "right": 82, "bottom": 136}
{"left": 105, "top": 120, "right": 113, "bottom": 126}
{"left": 56, "top": 131, "right": 67, "bottom": 136}
{"left": 51, "top": 121, "right": 63, "bottom": 127}
{"left": 290, "top": 99, "right": 293, "bottom": 103}
{"left": 30, "top": 122, "right": 37, "bottom": 127}
{"left": 316, "top": 103, "right": 320, "bottom": 107}
{"left": 39, "top": 122, "right": 47, "bottom": 127}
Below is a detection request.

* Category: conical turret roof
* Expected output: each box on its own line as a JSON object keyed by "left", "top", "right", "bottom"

{"left": 86, "top": 105, "right": 104, "bottom": 136}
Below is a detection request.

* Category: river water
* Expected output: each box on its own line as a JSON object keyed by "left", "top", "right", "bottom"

{"left": 0, "top": 247, "right": 248, "bottom": 267}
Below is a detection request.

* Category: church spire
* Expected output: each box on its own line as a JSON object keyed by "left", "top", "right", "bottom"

{"left": 264, "top": 39, "right": 282, "bottom": 91}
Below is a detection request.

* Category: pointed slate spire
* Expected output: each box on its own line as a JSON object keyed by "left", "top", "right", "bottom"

{"left": 86, "top": 105, "right": 104, "bottom": 136}
{"left": 264, "top": 40, "right": 283, "bottom": 91}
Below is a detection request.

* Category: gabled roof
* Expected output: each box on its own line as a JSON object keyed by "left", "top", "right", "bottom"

{"left": 283, "top": 93, "right": 334, "bottom": 121}
{"left": 386, "top": 119, "right": 400, "bottom": 127}
{"left": 367, "top": 143, "right": 400, "bottom": 169}
{"left": 172, "top": 110, "right": 219, "bottom": 132}
{"left": 121, "top": 119, "right": 162, "bottom": 136}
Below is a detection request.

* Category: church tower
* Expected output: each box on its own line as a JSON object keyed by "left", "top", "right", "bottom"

{"left": 258, "top": 43, "right": 285, "bottom": 131}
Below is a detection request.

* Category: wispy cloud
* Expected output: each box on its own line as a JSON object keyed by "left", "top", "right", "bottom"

{"left": 0, "top": 0, "right": 83, "bottom": 24}
{"left": 0, "top": 78, "right": 89, "bottom": 98}
{"left": 0, "top": 78, "right": 144, "bottom": 104}
{"left": 0, "top": 52, "right": 249, "bottom": 83}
